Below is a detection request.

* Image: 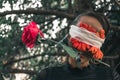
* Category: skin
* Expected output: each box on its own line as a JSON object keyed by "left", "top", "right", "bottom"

{"left": 69, "top": 16, "right": 103, "bottom": 68}
{"left": 77, "top": 16, "right": 103, "bottom": 32}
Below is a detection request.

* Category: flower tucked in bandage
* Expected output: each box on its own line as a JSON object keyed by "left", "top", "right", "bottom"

{"left": 69, "top": 23, "right": 105, "bottom": 59}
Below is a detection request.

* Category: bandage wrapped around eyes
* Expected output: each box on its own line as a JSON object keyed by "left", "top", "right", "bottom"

{"left": 69, "top": 25, "right": 105, "bottom": 48}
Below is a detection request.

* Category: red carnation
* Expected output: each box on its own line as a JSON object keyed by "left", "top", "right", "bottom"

{"left": 22, "top": 21, "right": 44, "bottom": 48}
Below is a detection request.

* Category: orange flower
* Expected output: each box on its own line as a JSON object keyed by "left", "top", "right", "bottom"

{"left": 70, "top": 38, "right": 90, "bottom": 52}
{"left": 79, "top": 23, "right": 105, "bottom": 39}
{"left": 93, "top": 50, "right": 103, "bottom": 59}
{"left": 70, "top": 37, "right": 104, "bottom": 59}
{"left": 79, "top": 23, "right": 97, "bottom": 33}
{"left": 81, "top": 43, "right": 87, "bottom": 51}
{"left": 99, "top": 30, "right": 105, "bottom": 39}
{"left": 73, "top": 42, "right": 79, "bottom": 48}
{"left": 77, "top": 43, "right": 82, "bottom": 50}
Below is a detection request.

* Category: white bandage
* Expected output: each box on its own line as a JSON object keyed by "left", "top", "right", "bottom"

{"left": 69, "top": 25, "right": 105, "bottom": 48}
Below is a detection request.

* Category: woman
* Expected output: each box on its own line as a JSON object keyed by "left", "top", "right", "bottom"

{"left": 36, "top": 11, "right": 120, "bottom": 80}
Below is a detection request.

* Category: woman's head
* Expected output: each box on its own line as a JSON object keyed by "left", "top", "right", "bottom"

{"left": 68, "top": 11, "right": 110, "bottom": 68}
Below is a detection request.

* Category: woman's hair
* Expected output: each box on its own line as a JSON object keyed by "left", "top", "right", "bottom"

{"left": 72, "top": 11, "right": 110, "bottom": 36}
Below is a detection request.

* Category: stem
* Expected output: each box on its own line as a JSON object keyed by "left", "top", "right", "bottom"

{"left": 95, "top": 59, "right": 110, "bottom": 67}
{"left": 56, "top": 34, "right": 68, "bottom": 46}
{"left": 38, "top": 34, "right": 68, "bottom": 46}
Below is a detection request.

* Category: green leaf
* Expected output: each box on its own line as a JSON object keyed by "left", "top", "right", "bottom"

{"left": 61, "top": 44, "right": 78, "bottom": 58}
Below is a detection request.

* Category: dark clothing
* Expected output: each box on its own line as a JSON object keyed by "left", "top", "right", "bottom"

{"left": 36, "top": 63, "right": 120, "bottom": 80}
{"left": 0, "top": 73, "right": 4, "bottom": 80}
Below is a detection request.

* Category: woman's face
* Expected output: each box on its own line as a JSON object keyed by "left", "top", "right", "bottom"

{"left": 69, "top": 16, "right": 103, "bottom": 68}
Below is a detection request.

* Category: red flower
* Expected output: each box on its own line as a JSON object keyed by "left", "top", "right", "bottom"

{"left": 22, "top": 21, "right": 44, "bottom": 48}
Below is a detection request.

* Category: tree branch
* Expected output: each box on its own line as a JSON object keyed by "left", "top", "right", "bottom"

{"left": 0, "top": 69, "right": 37, "bottom": 75}
{"left": 3, "top": 52, "right": 67, "bottom": 67}
{"left": 0, "top": 9, "right": 75, "bottom": 19}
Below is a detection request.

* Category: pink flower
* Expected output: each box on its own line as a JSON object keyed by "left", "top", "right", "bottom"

{"left": 22, "top": 21, "right": 44, "bottom": 48}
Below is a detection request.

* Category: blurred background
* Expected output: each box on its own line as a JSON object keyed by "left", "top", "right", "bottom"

{"left": 0, "top": 0, "right": 120, "bottom": 80}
